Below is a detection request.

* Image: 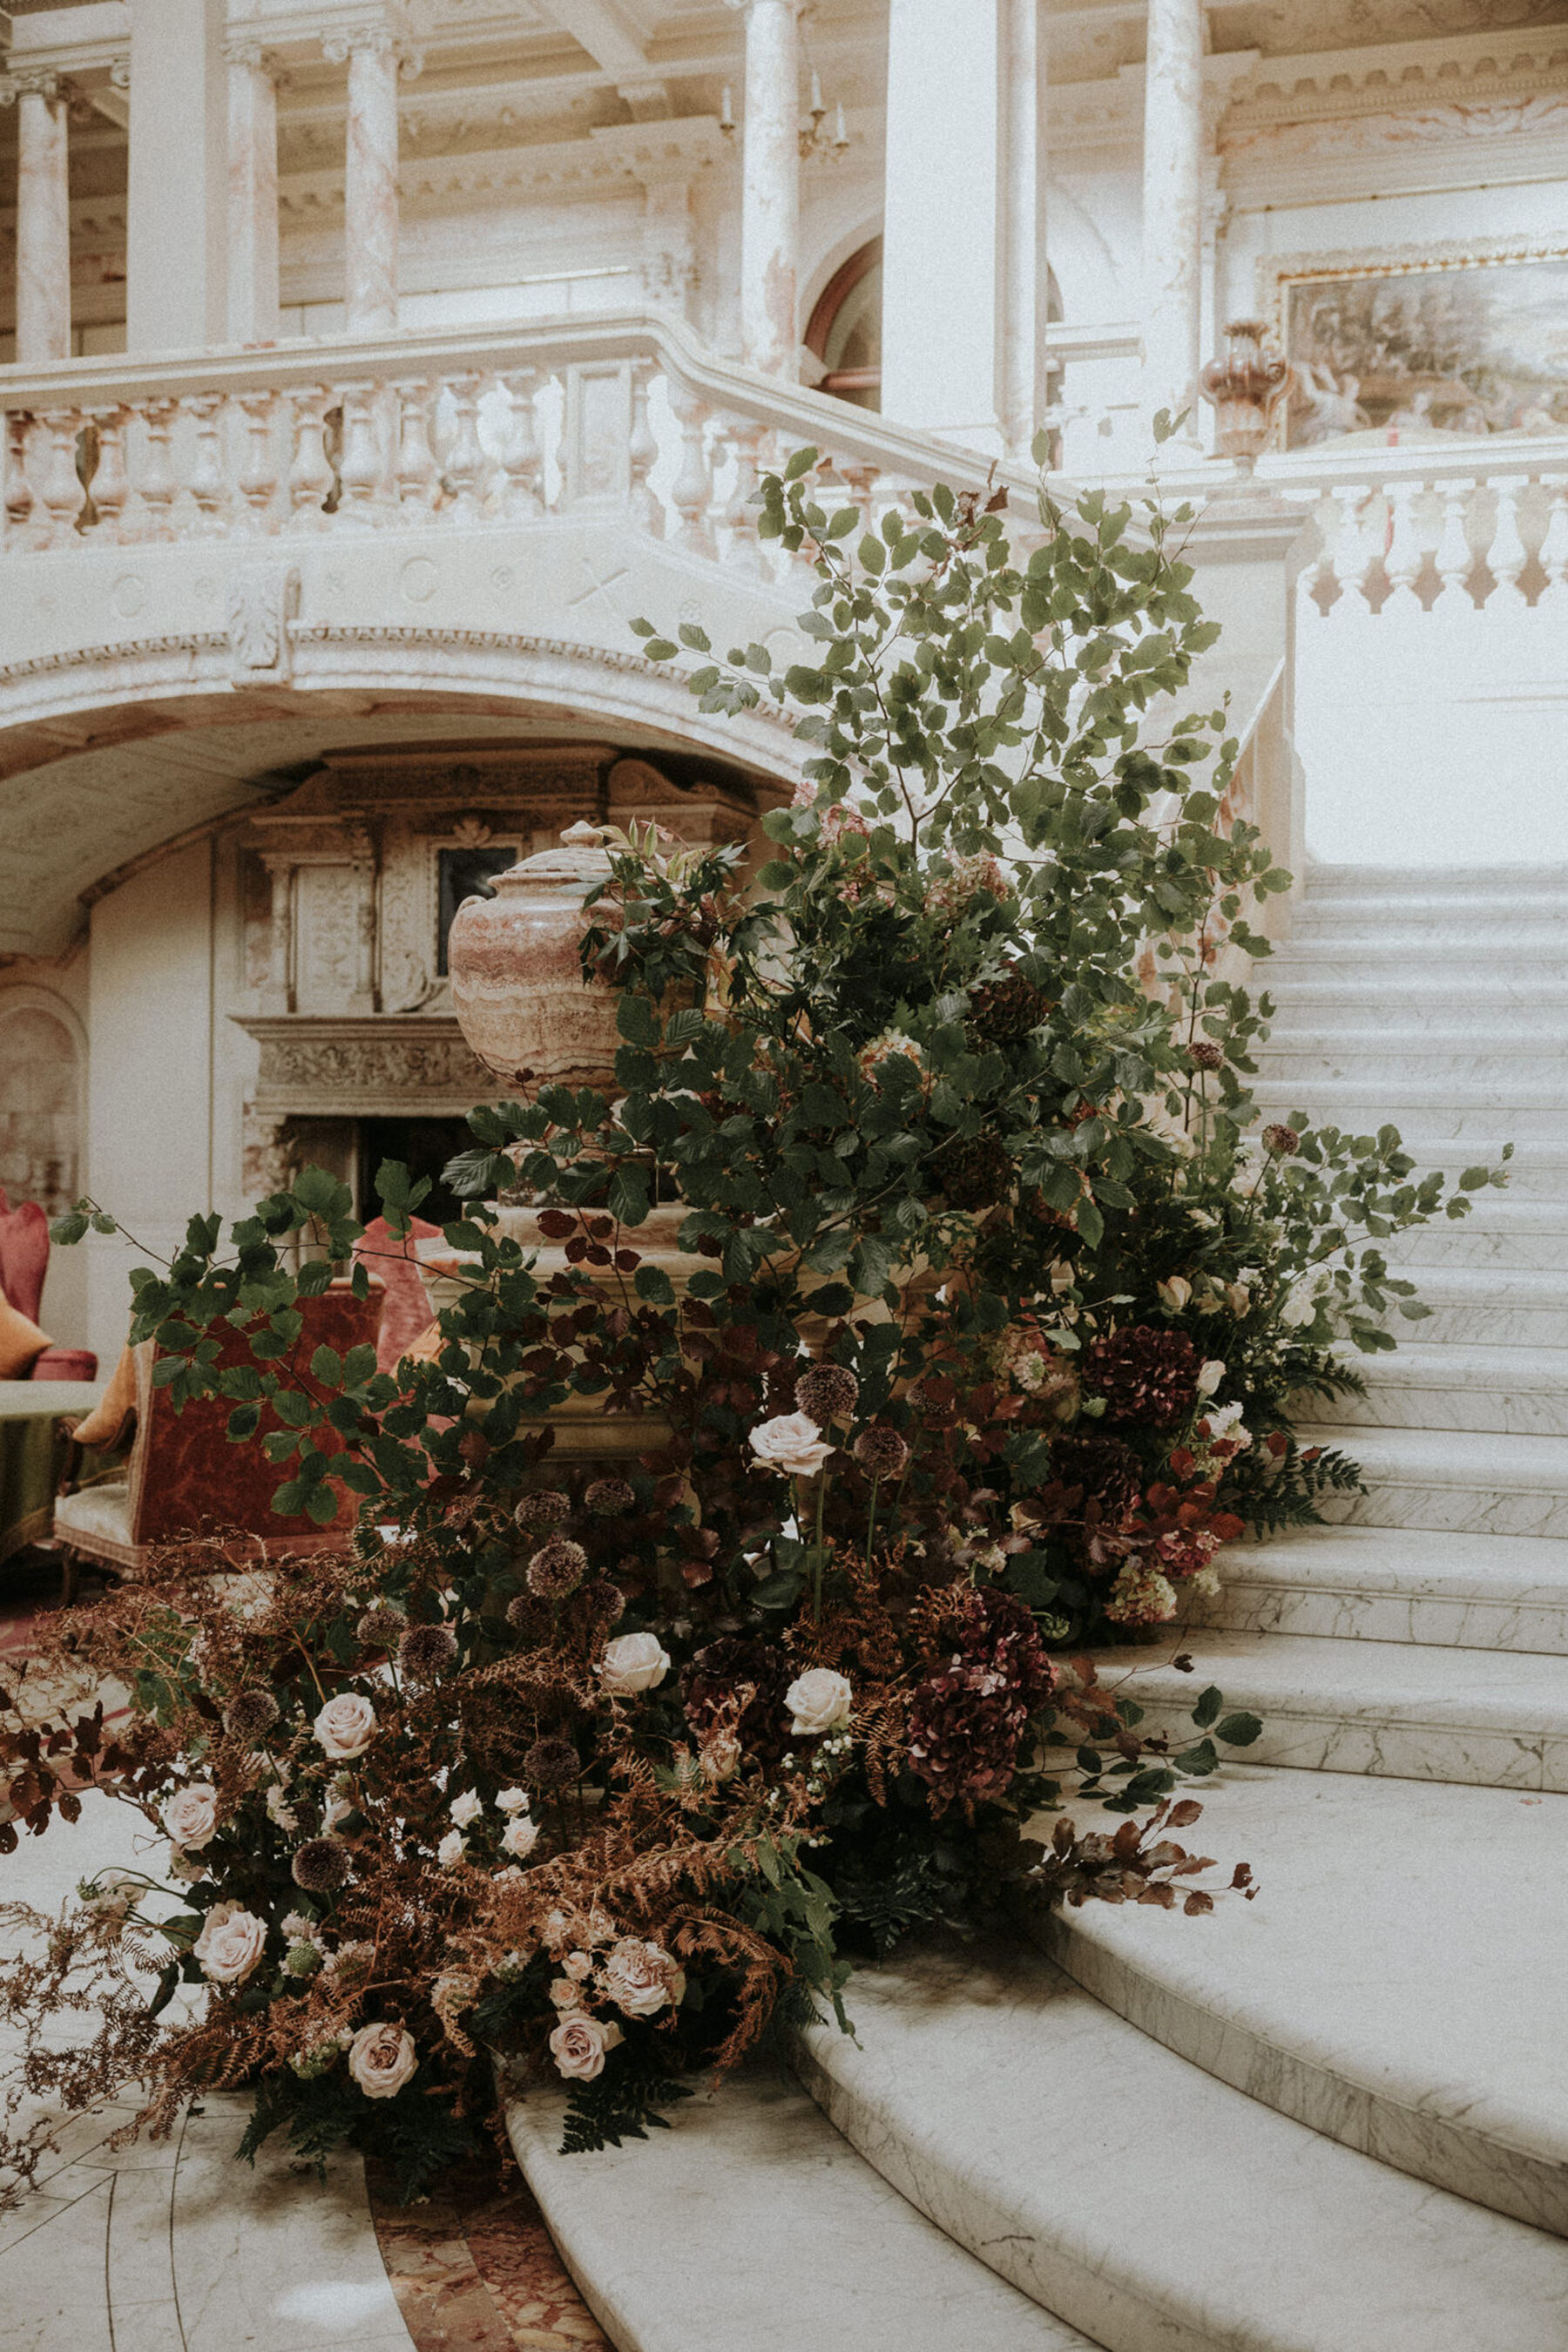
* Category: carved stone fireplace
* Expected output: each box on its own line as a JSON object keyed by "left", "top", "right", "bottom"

{"left": 233, "top": 740, "right": 768, "bottom": 1202}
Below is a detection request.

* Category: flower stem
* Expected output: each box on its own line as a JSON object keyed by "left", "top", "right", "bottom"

{"left": 813, "top": 1473, "right": 828, "bottom": 1621}
{"left": 865, "top": 1475, "right": 880, "bottom": 1571}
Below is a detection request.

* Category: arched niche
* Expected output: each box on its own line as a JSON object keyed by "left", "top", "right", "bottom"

{"left": 0, "top": 988, "right": 85, "bottom": 1222}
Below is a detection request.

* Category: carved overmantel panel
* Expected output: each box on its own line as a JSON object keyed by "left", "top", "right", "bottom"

{"left": 236, "top": 1017, "right": 493, "bottom": 1119}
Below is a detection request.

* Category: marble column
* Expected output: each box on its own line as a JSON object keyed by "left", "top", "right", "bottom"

{"left": 727, "top": 0, "right": 801, "bottom": 379}
{"left": 125, "top": 0, "right": 228, "bottom": 353}
{"left": 327, "top": 29, "right": 406, "bottom": 335}
{"left": 2, "top": 70, "right": 71, "bottom": 365}
{"left": 883, "top": 0, "right": 1045, "bottom": 454}
{"left": 1141, "top": 0, "right": 1205, "bottom": 441}
{"left": 226, "top": 39, "right": 280, "bottom": 344}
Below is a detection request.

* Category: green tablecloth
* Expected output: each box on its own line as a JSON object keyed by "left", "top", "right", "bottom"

{"left": 0, "top": 1379, "right": 109, "bottom": 1566}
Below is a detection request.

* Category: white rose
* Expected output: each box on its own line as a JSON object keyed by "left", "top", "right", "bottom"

{"left": 322, "top": 1796, "right": 354, "bottom": 1833}
{"left": 449, "top": 1789, "right": 483, "bottom": 1829}
{"left": 436, "top": 1829, "right": 466, "bottom": 1869}
{"left": 1281, "top": 1277, "right": 1321, "bottom": 1329}
{"left": 563, "top": 1949, "right": 593, "bottom": 1982}
{"left": 601, "top": 1936, "right": 686, "bottom": 2018}
{"left": 501, "top": 1815, "right": 540, "bottom": 1861}
{"left": 599, "top": 1632, "right": 671, "bottom": 1696}
{"left": 347, "top": 2021, "right": 418, "bottom": 2101}
{"left": 495, "top": 1787, "right": 531, "bottom": 1815}
{"left": 313, "top": 1693, "right": 377, "bottom": 1761}
{"left": 748, "top": 1412, "right": 835, "bottom": 1478}
{"left": 161, "top": 1784, "right": 220, "bottom": 1852}
{"left": 549, "top": 1977, "right": 585, "bottom": 2011}
{"left": 1225, "top": 1282, "right": 1252, "bottom": 1317}
{"left": 192, "top": 1903, "right": 267, "bottom": 1985}
{"left": 549, "top": 2013, "right": 624, "bottom": 2082}
{"left": 1157, "top": 1275, "right": 1193, "bottom": 1313}
{"left": 785, "top": 1667, "right": 854, "bottom": 1738}
{"left": 1196, "top": 1358, "right": 1226, "bottom": 1396}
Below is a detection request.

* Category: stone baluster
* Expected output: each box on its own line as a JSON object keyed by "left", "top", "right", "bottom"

{"left": 185, "top": 392, "right": 229, "bottom": 537}
{"left": 1433, "top": 480, "right": 1476, "bottom": 611}
{"left": 3, "top": 412, "right": 37, "bottom": 547}
{"left": 1539, "top": 479, "right": 1568, "bottom": 605}
{"left": 627, "top": 362, "right": 660, "bottom": 536}
{"left": 441, "top": 372, "right": 486, "bottom": 520}
{"left": 392, "top": 378, "right": 440, "bottom": 517}
{"left": 1325, "top": 484, "right": 1375, "bottom": 615}
{"left": 136, "top": 401, "right": 180, "bottom": 540}
{"left": 1382, "top": 480, "right": 1423, "bottom": 611}
{"left": 1484, "top": 475, "right": 1528, "bottom": 609}
{"left": 286, "top": 387, "right": 335, "bottom": 530}
{"left": 85, "top": 407, "right": 129, "bottom": 542}
{"left": 492, "top": 370, "right": 544, "bottom": 521}
{"left": 37, "top": 409, "right": 84, "bottom": 544}
{"left": 335, "top": 382, "right": 386, "bottom": 525}
{"left": 841, "top": 461, "right": 880, "bottom": 533}
{"left": 721, "top": 417, "right": 765, "bottom": 575}
{"left": 667, "top": 382, "right": 715, "bottom": 556}
{"left": 234, "top": 392, "right": 279, "bottom": 532}
{"left": 1, "top": 69, "right": 72, "bottom": 364}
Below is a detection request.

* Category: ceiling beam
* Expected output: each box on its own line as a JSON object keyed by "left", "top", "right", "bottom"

{"left": 533, "top": 0, "right": 672, "bottom": 114}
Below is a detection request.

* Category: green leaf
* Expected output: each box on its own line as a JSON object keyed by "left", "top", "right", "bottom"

{"left": 1190, "top": 1684, "right": 1222, "bottom": 1731}
{"left": 634, "top": 1265, "right": 676, "bottom": 1306}
{"left": 1173, "top": 1739, "right": 1218, "bottom": 1775}
{"left": 1215, "top": 1712, "right": 1263, "bottom": 1747}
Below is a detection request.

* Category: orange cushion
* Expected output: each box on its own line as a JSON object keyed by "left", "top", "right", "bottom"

{"left": 70, "top": 1339, "right": 139, "bottom": 1451}
{"left": 0, "top": 1292, "right": 52, "bottom": 1379}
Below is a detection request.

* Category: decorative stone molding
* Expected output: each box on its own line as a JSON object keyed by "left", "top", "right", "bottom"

{"left": 0, "top": 69, "right": 64, "bottom": 105}
{"left": 226, "top": 564, "right": 301, "bottom": 681}
{"left": 1229, "top": 28, "right": 1568, "bottom": 128}
{"left": 237, "top": 1013, "right": 492, "bottom": 1116}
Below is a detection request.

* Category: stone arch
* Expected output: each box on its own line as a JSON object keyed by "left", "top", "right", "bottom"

{"left": 0, "top": 985, "right": 86, "bottom": 1223}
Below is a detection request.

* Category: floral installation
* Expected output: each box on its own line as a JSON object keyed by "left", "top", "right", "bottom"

{"left": 1, "top": 451, "right": 1503, "bottom": 2198}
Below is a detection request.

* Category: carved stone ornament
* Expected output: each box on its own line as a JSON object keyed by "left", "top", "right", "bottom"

{"left": 226, "top": 564, "right": 301, "bottom": 681}
{"left": 236, "top": 1015, "right": 491, "bottom": 1118}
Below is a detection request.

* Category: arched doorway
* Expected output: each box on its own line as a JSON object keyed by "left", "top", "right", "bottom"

{"left": 805, "top": 236, "right": 1064, "bottom": 416}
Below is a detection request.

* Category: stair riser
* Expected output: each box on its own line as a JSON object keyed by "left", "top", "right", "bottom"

{"left": 1254, "top": 1095, "right": 1568, "bottom": 1141}
{"left": 1319, "top": 1482, "right": 1568, "bottom": 1538}
{"left": 1259, "top": 1053, "right": 1568, "bottom": 1095}
{"left": 1189, "top": 1578, "right": 1568, "bottom": 1656}
{"left": 1377, "top": 1300, "right": 1568, "bottom": 1345}
{"left": 1383, "top": 1227, "right": 1568, "bottom": 1270}
{"left": 1267, "top": 950, "right": 1568, "bottom": 982}
{"left": 1316, "top": 1383, "right": 1568, "bottom": 1437}
{"left": 1127, "top": 1697, "right": 1568, "bottom": 1793}
{"left": 1263, "top": 993, "right": 1568, "bottom": 1031}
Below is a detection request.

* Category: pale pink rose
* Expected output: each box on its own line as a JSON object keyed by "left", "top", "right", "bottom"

{"left": 161, "top": 1783, "right": 220, "bottom": 1852}
{"left": 785, "top": 1667, "right": 853, "bottom": 1738}
{"left": 562, "top": 1949, "right": 593, "bottom": 1982}
{"left": 347, "top": 2020, "right": 418, "bottom": 2100}
{"left": 449, "top": 1789, "right": 483, "bottom": 1829}
{"left": 748, "top": 1412, "right": 834, "bottom": 1478}
{"left": 601, "top": 1937, "right": 686, "bottom": 2018}
{"left": 549, "top": 2012, "right": 624, "bottom": 2082}
{"left": 501, "top": 1815, "right": 540, "bottom": 1861}
{"left": 1196, "top": 1358, "right": 1226, "bottom": 1396}
{"left": 549, "top": 1977, "right": 585, "bottom": 2011}
{"left": 313, "top": 1693, "right": 377, "bottom": 1761}
{"left": 495, "top": 1787, "right": 531, "bottom": 1814}
{"left": 436, "top": 1829, "right": 466, "bottom": 1869}
{"left": 193, "top": 1902, "right": 267, "bottom": 1985}
{"left": 599, "top": 1632, "right": 670, "bottom": 1696}
{"left": 1157, "top": 1275, "right": 1193, "bottom": 1313}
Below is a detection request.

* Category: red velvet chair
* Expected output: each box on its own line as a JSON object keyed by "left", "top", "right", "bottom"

{"left": 353, "top": 1213, "right": 442, "bottom": 1373}
{"left": 52, "top": 1276, "right": 383, "bottom": 1580}
{"left": 0, "top": 1188, "right": 98, "bottom": 1381}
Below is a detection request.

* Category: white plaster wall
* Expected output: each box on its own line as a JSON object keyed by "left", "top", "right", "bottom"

{"left": 84, "top": 839, "right": 216, "bottom": 1368}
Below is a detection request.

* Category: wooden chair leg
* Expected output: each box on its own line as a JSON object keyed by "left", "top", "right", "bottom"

{"left": 58, "top": 1548, "right": 78, "bottom": 1608}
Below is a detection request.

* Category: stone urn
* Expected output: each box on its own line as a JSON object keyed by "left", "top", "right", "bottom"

{"left": 448, "top": 821, "right": 622, "bottom": 1098}
{"left": 1199, "top": 319, "right": 1292, "bottom": 472}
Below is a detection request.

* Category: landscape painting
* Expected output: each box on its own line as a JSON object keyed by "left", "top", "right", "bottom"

{"left": 1282, "top": 253, "right": 1568, "bottom": 446}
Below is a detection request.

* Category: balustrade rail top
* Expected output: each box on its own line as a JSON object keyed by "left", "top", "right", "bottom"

{"left": 1256, "top": 435, "right": 1568, "bottom": 492}
{"left": 0, "top": 307, "right": 1074, "bottom": 507}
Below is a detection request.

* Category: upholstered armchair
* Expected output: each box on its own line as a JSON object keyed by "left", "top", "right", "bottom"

{"left": 53, "top": 1276, "right": 384, "bottom": 1583}
{"left": 0, "top": 1189, "right": 98, "bottom": 1381}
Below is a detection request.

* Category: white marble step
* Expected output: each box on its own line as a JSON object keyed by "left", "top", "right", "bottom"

{"left": 1251, "top": 1080, "right": 1568, "bottom": 1139}
{"left": 1039, "top": 1768, "right": 1568, "bottom": 2236}
{"left": 1381, "top": 1206, "right": 1568, "bottom": 1272}
{"left": 1261, "top": 980, "right": 1568, "bottom": 1032}
{"left": 504, "top": 2071, "right": 1085, "bottom": 2352}
{"left": 1315, "top": 1342, "right": 1568, "bottom": 1434}
{"left": 1265, "top": 941, "right": 1568, "bottom": 984}
{"left": 1354, "top": 1269, "right": 1568, "bottom": 1347}
{"left": 1257, "top": 1036, "right": 1568, "bottom": 1095}
{"left": 1301, "top": 1420, "right": 1568, "bottom": 1533}
{"left": 1101, "top": 1626, "right": 1568, "bottom": 1789}
{"left": 791, "top": 1941, "right": 1568, "bottom": 2352}
{"left": 1396, "top": 1139, "right": 1568, "bottom": 1198}
{"left": 1194, "top": 1524, "right": 1568, "bottom": 1652}
{"left": 1302, "top": 862, "right": 1568, "bottom": 895}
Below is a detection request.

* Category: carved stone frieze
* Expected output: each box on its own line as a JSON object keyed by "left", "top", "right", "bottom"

{"left": 237, "top": 1015, "right": 492, "bottom": 1117}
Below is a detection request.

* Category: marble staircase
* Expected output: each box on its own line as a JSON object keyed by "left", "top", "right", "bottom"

{"left": 506, "top": 867, "right": 1568, "bottom": 2350}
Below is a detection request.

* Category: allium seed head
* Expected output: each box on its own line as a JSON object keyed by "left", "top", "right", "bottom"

{"left": 524, "top": 1736, "right": 580, "bottom": 1790}
{"left": 398, "top": 1624, "right": 458, "bottom": 1682}
{"left": 526, "top": 1537, "right": 589, "bottom": 1599}
{"left": 291, "top": 1836, "right": 351, "bottom": 1893}
{"left": 1261, "top": 1123, "right": 1301, "bottom": 1157}
{"left": 514, "top": 1490, "right": 571, "bottom": 1535}
{"left": 357, "top": 1605, "right": 406, "bottom": 1649}
{"left": 1188, "top": 1040, "right": 1224, "bottom": 1071}
{"left": 853, "top": 1423, "right": 910, "bottom": 1480}
{"left": 794, "top": 1363, "right": 860, "bottom": 1424}
{"left": 579, "top": 1578, "right": 626, "bottom": 1625}
{"left": 584, "top": 1477, "right": 636, "bottom": 1518}
{"left": 224, "top": 1689, "right": 280, "bottom": 1741}
{"left": 504, "top": 1592, "right": 535, "bottom": 1632}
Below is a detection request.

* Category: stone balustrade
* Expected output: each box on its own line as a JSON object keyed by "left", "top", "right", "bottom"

{"left": 0, "top": 309, "right": 1056, "bottom": 563}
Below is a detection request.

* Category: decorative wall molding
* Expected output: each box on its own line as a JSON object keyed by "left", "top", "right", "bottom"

{"left": 1228, "top": 26, "right": 1568, "bottom": 127}
{"left": 237, "top": 1012, "right": 492, "bottom": 1115}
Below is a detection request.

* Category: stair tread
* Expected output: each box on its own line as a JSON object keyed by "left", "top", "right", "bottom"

{"left": 1105, "top": 1624, "right": 1568, "bottom": 1728}
{"left": 504, "top": 2067, "right": 1083, "bottom": 2352}
{"left": 793, "top": 1940, "right": 1568, "bottom": 2352}
{"left": 1218, "top": 1523, "right": 1568, "bottom": 1595}
{"left": 1298, "top": 1421, "right": 1568, "bottom": 1484}
{"left": 1355, "top": 1340, "right": 1568, "bottom": 1382}
{"left": 1044, "top": 1767, "right": 1568, "bottom": 2233}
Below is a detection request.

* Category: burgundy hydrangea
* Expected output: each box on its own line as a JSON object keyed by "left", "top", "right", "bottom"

{"left": 681, "top": 1636, "right": 792, "bottom": 1767}
{"left": 1039, "top": 1433, "right": 1143, "bottom": 1528}
{"left": 1083, "top": 1325, "right": 1200, "bottom": 1429}
{"left": 966, "top": 969, "right": 1051, "bottom": 1045}
{"left": 906, "top": 1591, "right": 1055, "bottom": 1820}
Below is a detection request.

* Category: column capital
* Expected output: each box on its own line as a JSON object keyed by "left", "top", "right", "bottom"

{"left": 722, "top": 0, "right": 807, "bottom": 16}
{"left": 322, "top": 21, "right": 422, "bottom": 75}
{"left": 223, "top": 36, "right": 277, "bottom": 74}
{"left": 0, "top": 66, "right": 64, "bottom": 105}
